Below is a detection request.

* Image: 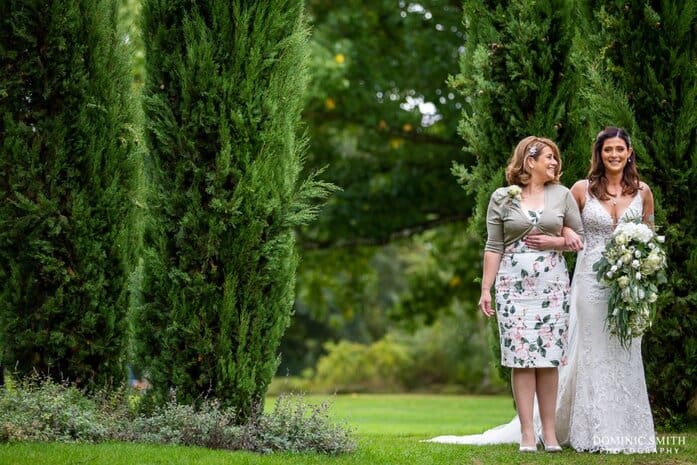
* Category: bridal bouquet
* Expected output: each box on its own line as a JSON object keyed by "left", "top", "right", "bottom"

{"left": 593, "top": 220, "right": 667, "bottom": 348}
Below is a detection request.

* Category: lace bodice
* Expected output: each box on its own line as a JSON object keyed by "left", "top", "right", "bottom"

{"left": 578, "top": 189, "right": 643, "bottom": 274}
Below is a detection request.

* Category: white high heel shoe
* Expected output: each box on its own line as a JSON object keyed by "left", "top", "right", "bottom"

{"left": 537, "top": 433, "right": 562, "bottom": 452}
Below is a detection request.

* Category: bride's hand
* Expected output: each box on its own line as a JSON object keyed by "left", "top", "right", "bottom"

{"left": 562, "top": 227, "right": 584, "bottom": 251}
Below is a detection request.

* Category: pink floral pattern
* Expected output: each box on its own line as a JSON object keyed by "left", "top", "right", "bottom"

{"left": 495, "top": 210, "right": 570, "bottom": 368}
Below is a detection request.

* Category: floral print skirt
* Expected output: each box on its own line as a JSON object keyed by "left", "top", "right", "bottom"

{"left": 495, "top": 239, "right": 570, "bottom": 368}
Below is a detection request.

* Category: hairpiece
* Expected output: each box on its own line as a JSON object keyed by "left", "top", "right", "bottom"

{"left": 528, "top": 146, "right": 538, "bottom": 157}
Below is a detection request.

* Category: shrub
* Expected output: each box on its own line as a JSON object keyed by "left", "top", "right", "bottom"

{"left": 121, "top": 396, "right": 241, "bottom": 449}
{"left": 313, "top": 336, "right": 412, "bottom": 393}
{"left": 251, "top": 395, "right": 355, "bottom": 454}
{"left": 0, "top": 377, "right": 354, "bottom": 454}
{"left": 0, "top": 377, "right": 108, "bottom": 442}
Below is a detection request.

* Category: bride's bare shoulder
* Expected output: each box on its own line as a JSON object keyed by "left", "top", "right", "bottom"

{"left": 569, "top": 180, "right": 587, "bottom": 208}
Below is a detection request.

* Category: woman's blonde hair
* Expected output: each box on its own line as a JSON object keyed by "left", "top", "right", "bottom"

{"left": 505, "top": 136, "right": 562, "bottom": 186}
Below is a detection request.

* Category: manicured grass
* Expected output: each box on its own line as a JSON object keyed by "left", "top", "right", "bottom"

{"left": 0, "top": 394, "right": 695, "bottom": 465}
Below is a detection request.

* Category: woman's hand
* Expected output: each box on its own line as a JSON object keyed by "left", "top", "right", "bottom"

{"left": 562, "top": 227, "right": 584, "bottom": 251}
{"left": 524, "top": 233, "right": 564, "bottom": 251}
{"left": 479, "top": 290, "right": 494, "bottom": 317}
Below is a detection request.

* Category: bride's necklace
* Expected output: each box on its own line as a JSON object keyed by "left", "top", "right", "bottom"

{"left": 606, "top": 186, "right": 622, "bottom": 206}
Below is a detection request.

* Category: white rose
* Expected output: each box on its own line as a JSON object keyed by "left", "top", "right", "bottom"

{"left": 648, "top": 242, "right": 656, "bottom": 250}
{"left": 611, "top": 265, "right": 618, "bottom": 272}
{"left": 606, "top": 271, "right": 614, "bottom": 279}
{"left": 631, "top": 259, "right": 640, "bottom": 269}
{"left": 634, "top": 250, "right": 642, "bottom": 258}
{"left": 635, "top": 272, "right": 642, "bottom": 280}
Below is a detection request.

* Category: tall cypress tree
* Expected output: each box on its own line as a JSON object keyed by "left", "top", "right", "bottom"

{"left": 137, "top": 0, "right": 334, "bottom": 420}
{"left": 451, "top": 0, "right": 579, "bottom": 383}
{"left": 0, "top": 0, "right": 142, "bottom": 387}
{"left": 572, "top": 0, "right": 697, "bottom": 425}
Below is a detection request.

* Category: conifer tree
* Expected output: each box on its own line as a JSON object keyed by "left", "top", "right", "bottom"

{"left": 451, "top": 0, "right": 579, "bottom": 383}
{"left": 0, "top": 0, "right": 142, "bottom": 387}
{"left": 571, "top": 0, "right": 697, "bottom": 425}
{"left": 137, "top": 0, "right": 334, "bottom": 421}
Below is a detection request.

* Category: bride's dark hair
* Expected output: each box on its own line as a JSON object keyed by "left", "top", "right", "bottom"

{"left": 588, "top": 127, "right": 641, "bottom": 200}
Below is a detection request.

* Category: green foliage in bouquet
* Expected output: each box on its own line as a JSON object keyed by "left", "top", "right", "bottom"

{"left": 0, "top": 0, "right": 143, "bottom": 388}
{"left": 136, "top": 0, "right": 336, "bottom": 422}
{"left": 592, "top": 220, "right": 667, "bottom": 349}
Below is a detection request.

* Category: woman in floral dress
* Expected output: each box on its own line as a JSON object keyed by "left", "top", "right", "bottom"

{"left": 478, "top": 136, "right": 584, "bottom": 452}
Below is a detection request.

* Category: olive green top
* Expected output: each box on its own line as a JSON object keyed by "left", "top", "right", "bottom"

{"left": 485, "top": 183, "right": 584, "bottom": 254}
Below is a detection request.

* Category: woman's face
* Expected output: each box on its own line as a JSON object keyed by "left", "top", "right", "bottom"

{"left": 601, "top": 137, "right": 632, "bottom": 175}
{"left": 528, "top": 146, "right": 558, "bottom": 183}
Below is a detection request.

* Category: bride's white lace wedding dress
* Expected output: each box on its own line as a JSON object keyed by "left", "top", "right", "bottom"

{"left": 428, "top": 186, "right": 656, "bottom": 453}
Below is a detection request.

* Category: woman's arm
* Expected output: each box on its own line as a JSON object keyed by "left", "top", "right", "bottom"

{"left": 525, "top": 187, "right": 584, "bottom": 251}
{"left": 641, "top": 181, "right": 655, "bottom": 228}
{"left": 524, "top": 233, "right": 567, "bottom": 250}
{"left": 570, "top": 180, "right": 587, "bottom": 213}
{"left": 479, "top": 251, "right": 502, "bottom": 317}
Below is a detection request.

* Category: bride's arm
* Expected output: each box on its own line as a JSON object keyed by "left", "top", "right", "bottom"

{"left": 641, "top": 181, "right": 655, "bottom": 229}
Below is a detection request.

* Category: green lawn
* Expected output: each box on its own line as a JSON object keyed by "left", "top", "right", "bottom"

{"left": 0, "top": 394, "right": 695, "bottom": 465}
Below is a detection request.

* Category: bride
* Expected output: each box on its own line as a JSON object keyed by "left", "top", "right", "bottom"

{"left": 429, "top": 127, "right": 657, "bottom": 453}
